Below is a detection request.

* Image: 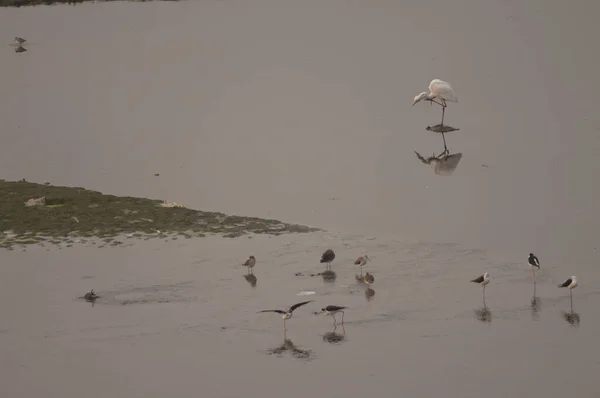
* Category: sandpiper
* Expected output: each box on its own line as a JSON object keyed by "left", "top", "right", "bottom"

{"left": 364, "top": 272, "right": 375, "bottom": 286}
{"left": 242, "top": 255, "right": 256, "bottom": 274}
{"left": 320, "top": 305, "right": 347, "bottom": 325}
{"left": 528, "top": 253, "right": 540, "bottom": 282}
{"left": 258, "top": 300, "right": 314, "bottom": 330}
{"left": 354, "top": 255, "right": 370, "bottom": 275}
{"left": 320, "top": 249, "right": 335, "bottom": 271}
{"left": 14, "top": 37, "right": 26, "bottom": 45}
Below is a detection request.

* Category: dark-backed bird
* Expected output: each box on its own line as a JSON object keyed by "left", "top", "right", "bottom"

{"left": 320, "top": 249, "right": 336, "bottom": 270}
{"left": 528, "top": 253, "right": 540, "bottom": 282}
{"left": 471, "top": 273, "right": 490, "bottom": 304}
{"left": 320, "top": 305, "right": 347, "bottom": 325}
{"left": 558, "top": 276, "right": 578, "bottom": 307}
{"left": 258, "top": 300, "right": 314, "bottom": 330}
{"left": 242, "top": 255, "right": 256, "bottom": 274}
{"left": 364, "top": 272, "right": 375, "bottom": 286}
{"left": 14, "top": 37, "right": 26, "bottom": 45}
{"left": 354, "top": 255, "right": 370, "bottom": 275}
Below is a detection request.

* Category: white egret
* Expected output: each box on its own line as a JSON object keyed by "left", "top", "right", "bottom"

{"left": 412, "top": 79, "right": 458, "bottom": 125}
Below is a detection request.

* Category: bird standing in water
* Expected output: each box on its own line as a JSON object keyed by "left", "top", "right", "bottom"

{"left": 320, "top": 305, "right": 347, "bottom": 325}
{"left": 258, "top": 301, "right": 314, "bottom": 330}
{"left": 364, "top": 272, "right": 375, "bottom": 286}
{"left": 558, "top": 276, "right": 578, "bottom": 309}
{"left": 242, "top": 255, "right": 256, "bottom": 274}
{"left": 14, "top": 37, "right": 26, "bottom": 46}
{"left": 320, "top": 249, "right": 336, "bottom": 271}
{"left": 354, "top": 255, "right": 370, "bottom": 275}
{"left": 471, "top": 273, "right": 490, "bottom": 306}
{"left": 412, "top": 79, "right": 458, "bottom": 126}
{"left": 528, "top": 253, "right": 540, "bottom": 283}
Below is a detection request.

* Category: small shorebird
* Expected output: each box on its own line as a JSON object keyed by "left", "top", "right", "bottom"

{"left": 364, "top": 272, "right": 375, "bottom": 286}
{"left": 412, "top": 79, "right": 458, "bottom": 125}
{"left": 471, "top": 273, "right": 490, "bottom": 304}
{"left": 528, "top": 253, "right": 540, "bottom": 283}
{"left": 258, "top": 301, "right": 314, "bottom": 330}
{"left": 242, "top": 255, "right": 256, "bottom": 274}
{"left": 80, "top": 289, "right": 99, "bottom": 306}
{"left": 320, "top": 249, "right": 335, "bottom": 271}
{"left": 558, "top": 276, "right": 578, "bottom": 308}
{"left": 354, "top": 255, "right": 370, "bottom": 275}
{"left": 320, "top": 305, "right": 347, "bottom": 325}
{"left": 14, "top": 37, "right": 26, "bottom": 46}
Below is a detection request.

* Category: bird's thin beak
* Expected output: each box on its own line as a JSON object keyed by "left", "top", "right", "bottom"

{"left": 411, "top": 101, "right": 417, "bottom": 106}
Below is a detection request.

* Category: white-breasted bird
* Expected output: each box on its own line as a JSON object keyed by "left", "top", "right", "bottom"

{"left": 258, "top": 300, "right": 314, "bottom": 330}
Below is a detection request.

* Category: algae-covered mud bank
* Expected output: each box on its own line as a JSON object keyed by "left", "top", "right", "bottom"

{"left": 0, "top": 0, "right": 177, "bottom": 7}
{"left": 0, "top": 180, "right": 318, "bottom": 249}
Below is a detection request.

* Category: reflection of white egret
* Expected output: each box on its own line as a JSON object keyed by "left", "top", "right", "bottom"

{"left": 413, "top": 79, "right": 458, "bottom": 125}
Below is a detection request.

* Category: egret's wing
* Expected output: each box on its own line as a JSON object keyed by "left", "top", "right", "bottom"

{"left": 289, "top": 300, "right": 314, "bottom": 312}
{"left": 429, "top": 79, "right": 458, "bottom": 102}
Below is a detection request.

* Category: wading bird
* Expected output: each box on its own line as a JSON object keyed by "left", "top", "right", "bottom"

{"left": 471, "top": 273, "right": 490, "bottom": 305}
{"left": 364, "top": 272, "right": 375, "bottom": 286}
{"left": 354, "top": 255, "right": 370, "bottom": 275}
{"left": 242, "top": 255, "right": 256, "bottom": 274}
{"left": 528, "top": 253, "right": 540, "bottom": 283}
{"left": 320, "top": 249, "right": 336, "bottom": 271}
{"left": 558, "top": 276, "right": 578, "bottom": 308}
{"left": 412, "top": 79, "right": 458, "bottom": 125}
{"left": 258, "top": 301, "right": 314, "bottom": 330}
{"left": 320, "top": 305, "right": 347, "bottom": 325}
{"left": 14, "top": 37, "right": 26, "bottom": 46}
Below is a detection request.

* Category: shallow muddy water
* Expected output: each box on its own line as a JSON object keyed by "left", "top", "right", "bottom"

{"left": 1, "top": 0, "right": 600, "bottom": 396}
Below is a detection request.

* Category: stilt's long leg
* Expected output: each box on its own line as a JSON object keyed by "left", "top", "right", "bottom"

{"left": 341, "top": 311, "right": 345, "bottom": 325}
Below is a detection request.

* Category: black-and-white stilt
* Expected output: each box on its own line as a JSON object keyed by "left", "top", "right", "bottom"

{"left": 364, "top": 272, "right": 375, "bottom": 286}
{"left": 242, "top": 255, "right": 256, "bottom": 274}
{"left": 558, "top": 276, "right": 578, "bottom": 309}
{"left": 354, "top": 255, "right": 370, "bottom": 275}
{"left": 471, "top": 273, "right": 490, "bottom": 305}
{"left": 320, "top": 249, "right": 335, "bottom": 271}
{"left": 258, "top": 300, "right": 314, "bottom": 330}
{"left": 528, "top": 253, "right": 540, "bottom": 283}
{"left": 320, "top": 305, "right": 347, "bottom": 325}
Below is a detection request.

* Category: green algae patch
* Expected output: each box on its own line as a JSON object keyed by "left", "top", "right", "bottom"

{"left": 0, "top": 180, "right": 319, "bottom": 249}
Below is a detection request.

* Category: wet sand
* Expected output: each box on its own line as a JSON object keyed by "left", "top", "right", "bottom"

{"left": 1, "top": 0, "right": 600, "bottom": 396}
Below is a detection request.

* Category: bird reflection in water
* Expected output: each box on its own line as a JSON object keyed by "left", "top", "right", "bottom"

{"left": 365, "top": 288, "right": 375, "bottom": 302}
{"left": 14, "top": 46, "right": 27, "bottom": 53}
{"left": 414, "top": 150, "right": 463, "bottom": 176}
{"left": 267, "top": 337, "right": 314, "bottom": 360}
{"left": 474, "top": 307, "right": 492, "bottom": 324}
{"left": 323, "top": 324, "right": 346, "bottom": 344}
{"left": 425, "top": 124, "right": 460, "bottom": 157}
{"left": 322, "top": 270, "right": 336, "bottom": 284}
{"left": 243, "top": 273, "right": 257, "bottom": 288}
{"left": 562, "top": 311, "right": 581, "bottom": 327}
{"left": 530, "top": 285, "right": 541, "bottom": 320}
